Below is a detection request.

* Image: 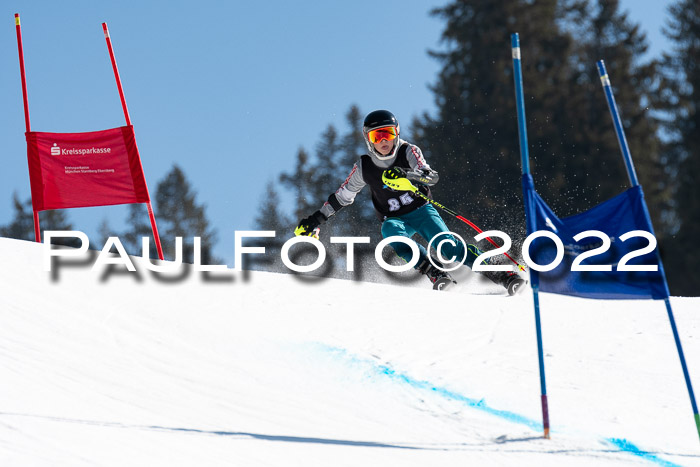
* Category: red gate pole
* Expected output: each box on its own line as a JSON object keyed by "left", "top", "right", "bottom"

{"left": 15, "top": 13, "right": 42, "bottom": 243}
{"left": 14, "top": 15, "right": 30, "bottom": 133}
{"left": 102, "top": 22, "right": 132, "bottom": 126}
{"left": 102, "top": 22, "right": 164, "bottom": 261}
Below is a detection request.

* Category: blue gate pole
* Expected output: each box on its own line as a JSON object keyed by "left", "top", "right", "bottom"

{"left": 596, "top": 61, "right": 639, "bottom": 186}
{"left": 512, "top": 33, "right": 550, "bottom": 439}
{"left": 597, "top": 60, "right": 700, "bottom": 443}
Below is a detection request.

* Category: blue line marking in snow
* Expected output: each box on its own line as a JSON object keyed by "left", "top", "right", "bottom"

{"left": 316, "top": 344, "right": 541, "bottom": 431}
{"left": 605, "top": 438, "right": 682, "bottom": 467}
{"left": 314, "top": 344, "right": 682, "bottom": 467}
{"left": 378, "top": 364, "right": 543, "bottom": 431}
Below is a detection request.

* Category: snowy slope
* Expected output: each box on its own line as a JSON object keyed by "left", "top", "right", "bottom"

{"left": 0, "top": 237, "right": 698, "bottom": 466}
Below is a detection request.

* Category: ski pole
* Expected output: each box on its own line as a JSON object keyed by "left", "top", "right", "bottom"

{"left": 383, "top": 174, "right": 526, "bottom": 272}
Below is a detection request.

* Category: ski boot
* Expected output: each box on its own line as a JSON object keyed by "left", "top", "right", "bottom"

{"left": 419, "top": 258, "right": 456, "bottom": 291}
{"left": 483, "top": 270, "right": 527, "bottom": 296}
{"left": 504, "top": 273, "right": 527, "bottom": 296}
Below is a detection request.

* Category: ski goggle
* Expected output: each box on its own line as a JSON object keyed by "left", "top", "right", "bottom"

{"left": 367, "top": 126, "right": 398, "bottom": 144}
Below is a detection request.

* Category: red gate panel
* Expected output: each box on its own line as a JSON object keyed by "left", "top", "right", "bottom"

{"left": 26, "top": 126, "right": 150, "bottom": 211}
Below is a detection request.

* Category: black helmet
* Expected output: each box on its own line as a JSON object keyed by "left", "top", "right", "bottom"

{"left": 362, "top": 110, "right": 400, "bottom": 161}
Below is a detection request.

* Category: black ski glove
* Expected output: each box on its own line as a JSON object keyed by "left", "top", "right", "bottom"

{"left": 294, "top": 210, "right": 327, "bottom": 237}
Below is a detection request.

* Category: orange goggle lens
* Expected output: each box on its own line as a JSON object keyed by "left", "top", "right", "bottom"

{"left": 367, "top": 126, "right": 398, "bottom": 144}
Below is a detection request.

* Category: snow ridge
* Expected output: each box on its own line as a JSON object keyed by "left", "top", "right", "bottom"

{"left": 0, "top": 237, "right": 698, "bottom": 466}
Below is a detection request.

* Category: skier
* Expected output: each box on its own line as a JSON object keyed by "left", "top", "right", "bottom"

{"left": 294, "top": 109, "right": 525, "bottom": 295}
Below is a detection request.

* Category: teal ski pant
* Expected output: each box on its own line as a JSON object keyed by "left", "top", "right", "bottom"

{"left": 380, "top": 204, "right": 483, "bottom": 269}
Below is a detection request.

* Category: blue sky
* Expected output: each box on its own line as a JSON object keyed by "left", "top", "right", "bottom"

{"left": 0, "top": 0, "right": 674, "bottom": 265}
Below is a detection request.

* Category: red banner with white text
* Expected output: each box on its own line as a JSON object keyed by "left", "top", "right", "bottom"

{"left": 26, "top": 126, "right": 150, "bottom": 211}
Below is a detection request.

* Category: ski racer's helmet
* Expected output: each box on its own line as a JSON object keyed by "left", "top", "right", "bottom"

{"left": 363, "top": 110, "right": 400, "bottom": 161}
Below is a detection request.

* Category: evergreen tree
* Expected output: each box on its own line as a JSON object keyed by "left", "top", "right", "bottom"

{"left": 280, "top": 147, "right": 316, "bottom": 221}
{"left": 276, "top": 104, "right": 385, "bottom": 277}
{"left": 0, "top": 193, "right": 78, "bottom": 247}
{"left": 310, "top": 124, "right": 342, "bottom": 205}
{"left": 337, "top": 104, "right": 381, "bottom": 239}
{"left": 415, "top": 0, "right": 665, "bottom": 247}
{"left": 572, "top": 0, "right": 668, "bottom": 232}
{"left": 118, "top": 203, "right": 153, "bottom": 256}
{"left": 252, "top": 181, "right": 292, "bottom": 272}
{"left": 656, "top": 0, "right": 700, "bottom": 295}
{"left": 414, "top": 0, "right": 581, "bottom": 240}
{"left": 0, "top": 193, "right": 35, "bottom": 240}
{"left": 154, "top": 165, "right": 219, "bottom": 264}
{"left": 340, "top": 104, "right": 366, "bottom": 168}
{"left": 97, "top": 218, "right": 113, "bottom": 251}
{"left": 255, "top": 181, "right": 292, "bottom": 232}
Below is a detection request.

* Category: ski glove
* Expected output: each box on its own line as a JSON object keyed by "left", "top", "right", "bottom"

{"left": 382, "top": 167, "right": 417, "bottom": 192}
{"left": 383, "top": 167, "right": 439, "bottom": 191}
{"left": 384, "top": 166, "right": 407, "bottom": 179}
{"left": 294, "top": 210, "right": 327, "bottom": 237}
{"left": 406, "top": 168, "right": 439, "bottom": 186}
